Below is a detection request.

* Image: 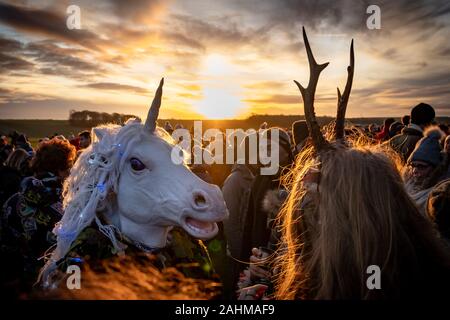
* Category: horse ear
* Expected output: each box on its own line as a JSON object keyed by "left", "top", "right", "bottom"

{"left": 93, "top": 128, "right": 107, "bottom": 141}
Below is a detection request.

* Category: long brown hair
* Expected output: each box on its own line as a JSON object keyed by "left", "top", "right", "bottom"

{"left": 275, "top": 143, "right": 450, "bottom": 299}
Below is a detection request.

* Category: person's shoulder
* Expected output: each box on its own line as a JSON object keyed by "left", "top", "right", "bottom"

{"left": 389, "top": 131, "right": 406, "bottom": 142}
{"left": 402, "top": 126, "right": 423, "bottom": 137}
{"left": 223, "top": 165, "right": 251, "bottom": 187}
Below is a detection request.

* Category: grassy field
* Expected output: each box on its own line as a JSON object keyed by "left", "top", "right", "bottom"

{"left": 2, "top": 115, "right": 449, "bottom": 147}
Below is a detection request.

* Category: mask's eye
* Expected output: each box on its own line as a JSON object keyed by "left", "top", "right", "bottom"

{"left": 130, "top": 158, "right": 146, "bottom": 171}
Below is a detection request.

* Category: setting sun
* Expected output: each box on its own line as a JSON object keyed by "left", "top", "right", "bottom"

{"left": 195, "top": 87, "right": 246, "bottom": 119}
{"left": 194, "top": 54, "right": 248, "bottom": 119}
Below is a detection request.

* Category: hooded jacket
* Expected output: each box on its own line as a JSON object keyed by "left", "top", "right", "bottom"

{"left": 222, "top": 164, "right": 255, "bottom": 260}
{"left": 389, "top": 124, "right": 423, "bottom": 162}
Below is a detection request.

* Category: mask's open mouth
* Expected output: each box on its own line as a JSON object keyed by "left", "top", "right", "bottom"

{"left": 183, "top": 216, "right": 219, "bottom": 240}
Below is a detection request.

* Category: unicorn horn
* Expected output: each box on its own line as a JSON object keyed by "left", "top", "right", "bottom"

{"left": 145, "top": 78, "right": 164, "bottom": 133}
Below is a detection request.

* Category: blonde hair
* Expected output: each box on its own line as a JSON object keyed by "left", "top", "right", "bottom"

{"left": 275, "top": 140, "right": 450, "bottom": 299}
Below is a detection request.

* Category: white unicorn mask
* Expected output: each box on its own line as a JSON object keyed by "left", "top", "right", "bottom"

{"left": 40, "top": 78, "right": 228, "bottom": 285}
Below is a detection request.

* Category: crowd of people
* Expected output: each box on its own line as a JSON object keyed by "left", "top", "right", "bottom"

{"left": 1, "top": 102, "right": 450, "bottom": 300}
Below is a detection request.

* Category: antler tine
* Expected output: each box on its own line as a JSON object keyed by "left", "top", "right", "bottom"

{"left": 294, "top": 27, "right": 329, "bottom": 151}
{"left": 145, "top": 77, "right": 164, "bottom": 133}
{"left": 334, "top": 39, "right": 354, "bottom": 140}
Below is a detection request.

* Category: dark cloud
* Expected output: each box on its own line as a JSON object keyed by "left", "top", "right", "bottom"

{"left": 79, "top": 82, "right": 148, "bottom": 94}
{"left": 108, "top": 0, "right": 168, "bottom": 22}
{"left": 0, "top": 35, "right": 24, "bottom": 52}
{"left": 228, "top": 0, "right": 449, "bottom": 34}
{"left": 351, "top": 70, "right": 450, "bottom": 115}
{"left": 0, "top": 34, "right": 104, "bottom": 79}
{"left": 0, "top": 36, "right": 33, "bottom": 73}
{"left": 24, "top": 41, "right": 103, "bottom": 75}
{"left": 0, "top": 2, "right": 102, "bottom": 50}
{"left": 0, "top": 52, "right": 34, "bottom": 73}
{"left": 169, "top": 14, "right": 271, "bottom": 52}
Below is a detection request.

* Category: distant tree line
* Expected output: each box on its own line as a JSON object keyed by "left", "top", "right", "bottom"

{"left": 69, "top": 110, "right": 141, "bottom": 127}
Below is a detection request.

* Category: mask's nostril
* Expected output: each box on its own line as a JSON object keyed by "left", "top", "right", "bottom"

{"left": 192, "top": 191, "right": 209, "bottom": 210}
{"left": 194, "top": 194, "right": 206, "bottom": 207}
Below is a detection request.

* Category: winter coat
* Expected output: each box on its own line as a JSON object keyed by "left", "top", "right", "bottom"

{"left": 389, "top": 124, "right": 423, "bottom": 162}
{"left": 241, "top": 172, "right": 286, "bottom": 263}
{"left": 0, "top": 172, "right": 63, "bottom": 295}
{"left": 16, "top": 141, "right": 34, "bottom": 154}
{"left": 222, "top": 164, "right": 255, "bottom": 261}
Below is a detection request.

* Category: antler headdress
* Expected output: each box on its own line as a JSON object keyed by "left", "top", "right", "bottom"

{"left": 294, "top": 27, "right": 354, "bottom": 151}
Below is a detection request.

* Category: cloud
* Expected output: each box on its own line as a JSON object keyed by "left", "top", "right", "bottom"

{"left": 0, "top": 52, "right": 34, "bottom": 73}
{"left": 0, "top": 35, "right": 34, "bottom": 73}
{"left": 163, "top": 32, "right": 206, "bottom": 51}
{"left": 24, "top": 41, "right": 104, "bottom": 77}
{"left": 108, "top": 0, "right": 169, "bottom": 23}
{"left": 169, "top": 14, "right": 272, "bottom": 53}
{"left": 0, "top": 35, "right": 24, "bottom": 52}
{"left": 79, "top": 82, "right": 148, "bottom": 94}
{"left": 245, "top": 94, "right": 300, "bottom": 105}
{"left": 244, "top": 81, "right": 288, "bottom": 90}
{"left": 0, "top": 2, "right": 103, "bottom": 50}
{"left": 227, "top": 0, "right": 450, "bottom": 34}
{"left": 0, "top": 34, "right": 104, "bottom": 79}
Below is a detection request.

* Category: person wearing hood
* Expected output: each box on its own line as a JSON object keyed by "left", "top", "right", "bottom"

{"left": 14, "top": 134, "right": 34, "bottom": 155}
{"left": 390, "top": 103, "right": 435, "bottom": 162}
{"left": 240, "top": 128, "right": 293, "bottom": 264}
{"left": 291, "top": 120, "right": 310, "bottom": 156}
{"left": 222, "top": 132, "right": 259, "bottom": 293}
{"left": 388, "top": 121, "right": 404, "bottom": 138}
{"left": 427, "top": 179, "right": 450, "bottom": 245}
{"left": 403, "top": 127, "right": 449, "bottom": 215}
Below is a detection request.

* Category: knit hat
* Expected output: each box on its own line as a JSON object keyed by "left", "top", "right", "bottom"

{"left": 408, "top": 127, "right": 444, "bottom": 167}
{"left": 292, "top": 120, "right": 309, "bottom": 146}
{"left": 426, "top": 178, "right": 450, "bottom": 239}
{"left": 410, "top": 103, "right": 435, "bottom": 126}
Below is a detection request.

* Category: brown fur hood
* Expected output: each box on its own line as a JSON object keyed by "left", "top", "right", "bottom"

{"left": 262, "top": 189, "right": 288, "bottom": 219}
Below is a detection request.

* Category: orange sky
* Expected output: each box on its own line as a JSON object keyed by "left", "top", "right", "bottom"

{"left": 0, "top": 0, "right": 449, "bottom": 120}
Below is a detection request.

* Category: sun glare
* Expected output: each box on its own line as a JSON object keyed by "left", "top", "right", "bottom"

{"left": 195, "top": 87, "right": 245, "bottom": 119}
{"left": 194, "top": 54, "right": 248, "bottom": 119}
{"left": 204, "top": 54, "right": 231, "bottom": 76}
